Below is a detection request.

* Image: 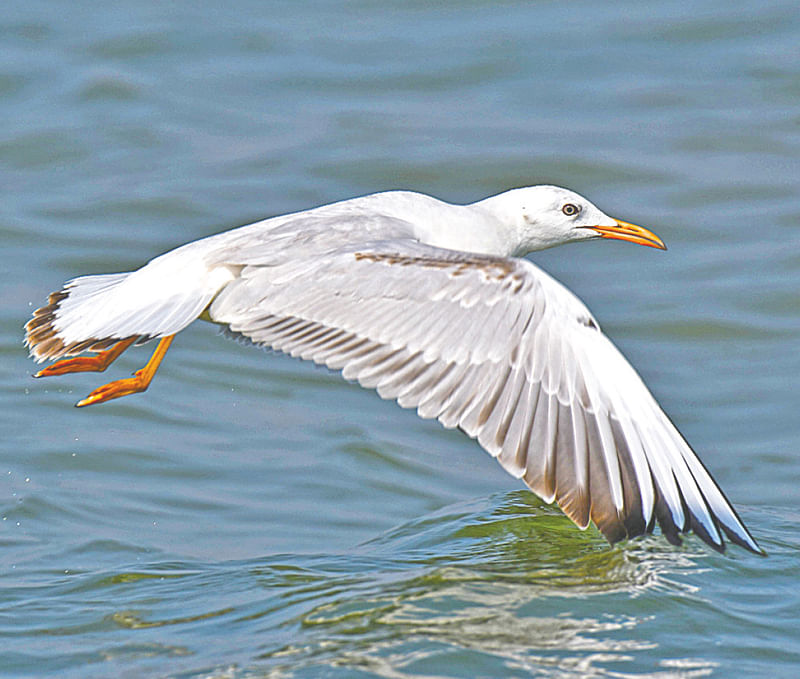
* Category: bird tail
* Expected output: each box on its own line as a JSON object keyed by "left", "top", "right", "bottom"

{"left": 26, "top": 273, "right": 136, "bottom": 362}
{"left": 25, "top": 258, "right": 228, "bottom": 363}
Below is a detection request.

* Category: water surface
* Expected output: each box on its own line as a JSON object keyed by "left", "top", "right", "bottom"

{"left": 2, "top": 1, "right": 799, "bottom": 677}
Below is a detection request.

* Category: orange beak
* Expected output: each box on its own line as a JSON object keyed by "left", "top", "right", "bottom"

{"left": 588, "top": 220, "right": 667, "bottom": 250}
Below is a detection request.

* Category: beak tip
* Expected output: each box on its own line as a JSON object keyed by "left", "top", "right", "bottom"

{"left": 591, "top": 219, "right": 667, "bottom": 251}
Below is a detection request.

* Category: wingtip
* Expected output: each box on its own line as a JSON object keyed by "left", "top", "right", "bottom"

{"left": 601, "top": 487, "right": 766, "bottom": 555}
{"left": 719, "top": 521, "right": 766, "bottom": 557}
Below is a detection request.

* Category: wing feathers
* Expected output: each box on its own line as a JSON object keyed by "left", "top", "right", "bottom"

{"left": 416, "top": 362, "right": 467, "bottom": 421}
{"left": 208, "top": 240, "right": 761, "bottom": 553}
{"left": 499, "top": 380, "right": 540, "bottom": 479}
{"left": 522, "top": 390, "right": 558, "bottom": 505}
{"left": 554, "top": 401, "right": 590, "bottom": 529}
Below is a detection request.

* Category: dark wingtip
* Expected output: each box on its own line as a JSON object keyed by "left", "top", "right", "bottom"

{"left": 719, "top": 521, "right": 767, "bottom": 557}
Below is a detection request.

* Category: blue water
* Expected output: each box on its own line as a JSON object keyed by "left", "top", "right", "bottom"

{"left": 2, "top": 1, "right": 799, "bottom": 677}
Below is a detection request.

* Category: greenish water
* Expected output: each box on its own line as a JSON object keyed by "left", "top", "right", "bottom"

{"left": 2, "top": 1, "right": 799, "bottom": 677}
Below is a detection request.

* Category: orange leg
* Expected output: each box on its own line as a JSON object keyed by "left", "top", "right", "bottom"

{"left": 34, "top": 337, "right": 138, "bottom": 378}
{"left": 75, "top": 335, "right": 175, "bottom": 408}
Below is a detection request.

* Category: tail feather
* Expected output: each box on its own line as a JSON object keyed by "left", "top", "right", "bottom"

{"left": 25, "top": 258, "right": 236, "bottom": 362}
{"left": 26, "top": 273, "right": 136, "bottom": 362}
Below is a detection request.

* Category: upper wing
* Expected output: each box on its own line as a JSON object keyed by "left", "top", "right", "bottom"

{"left": 209, "top": 238, "right": 761, "bottom": 553}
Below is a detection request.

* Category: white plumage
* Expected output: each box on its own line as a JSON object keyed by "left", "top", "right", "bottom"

{"left": 25, "top": 186, "right": 763, "bottom": 554}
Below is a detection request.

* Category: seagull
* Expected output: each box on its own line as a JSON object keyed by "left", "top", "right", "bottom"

{"left": 24, "top": 186, "right": 763, "bottom": 554}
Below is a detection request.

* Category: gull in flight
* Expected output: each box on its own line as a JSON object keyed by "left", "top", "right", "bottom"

{"left": 25, "top": 186, "right": 763, "bottom": 554}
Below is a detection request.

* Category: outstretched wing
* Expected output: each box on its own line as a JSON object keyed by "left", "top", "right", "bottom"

{"left": 209, "top": 238, "right": 761, "bottom": 553}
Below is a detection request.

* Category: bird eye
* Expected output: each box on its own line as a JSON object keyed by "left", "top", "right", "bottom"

{"left": 562, "top": 203, "right": 580, "bottom": 216}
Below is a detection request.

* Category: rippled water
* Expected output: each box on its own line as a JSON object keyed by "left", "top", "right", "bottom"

{"left": 2, "top": 1, "right": 799, "bottom": 677}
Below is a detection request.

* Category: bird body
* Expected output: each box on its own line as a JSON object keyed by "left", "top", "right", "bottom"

{"left": 25, "top": 185, "right": 763, "bottom": 554}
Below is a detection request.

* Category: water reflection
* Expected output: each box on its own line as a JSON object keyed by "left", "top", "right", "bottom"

{"left": 360, "top": 491, "right": 706, "bottom": 594}
{"left": 243, "top": 492, "right": 711, "bottom": 678}
{"left": 1, "top": 491, "right": 753, "bottom": 677}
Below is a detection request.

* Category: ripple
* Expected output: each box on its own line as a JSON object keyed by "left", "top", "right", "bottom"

{"left": 86, "top": 33, "right": 173, "bottom": 60}
{"left": 79, "top": 74, "right": 142, "bottom": 102}
{"left": 0, "top": 130, "right": 89, "bottom": 170}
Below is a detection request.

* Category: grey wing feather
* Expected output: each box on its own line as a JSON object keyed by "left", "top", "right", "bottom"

{"left": 209, "top": 238, "right": 761, "bottom": 553}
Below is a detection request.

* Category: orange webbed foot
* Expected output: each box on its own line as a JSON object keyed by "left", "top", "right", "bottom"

{"left": 34, "top": 338, "right": 137, "bottom": 378}
{"left": 74, "top": 335, "right": 175, "bottom": 408}
{"left": 75, "top": 371, "right": 151, "bottom": 407}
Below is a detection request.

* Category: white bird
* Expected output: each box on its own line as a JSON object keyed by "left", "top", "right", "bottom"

{"left": 25, "top": 186, "right": 763, "bottom": 554}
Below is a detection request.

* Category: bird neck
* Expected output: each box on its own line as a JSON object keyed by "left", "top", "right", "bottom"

{"left": 469, "top": 194, "right": 535, "bottom": 256}
{"left": 422, "top": 207, "right": 520, "bottom": 257}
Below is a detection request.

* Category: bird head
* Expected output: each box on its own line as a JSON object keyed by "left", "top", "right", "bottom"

{"left": 484, "top": 185, "right": 666, "bottom": 255}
